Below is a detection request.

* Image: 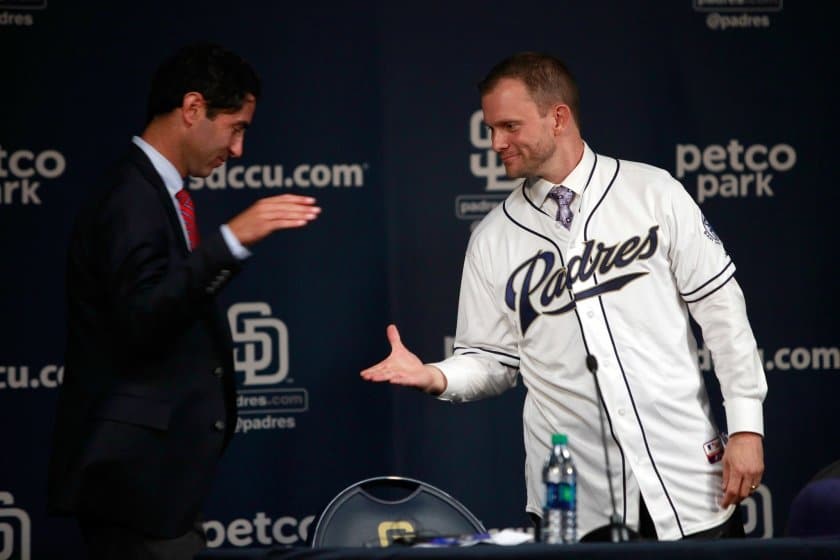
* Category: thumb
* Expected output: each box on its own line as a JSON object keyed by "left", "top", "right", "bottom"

{"left": 386, "top": 324, "right": 403, "bottom": 350}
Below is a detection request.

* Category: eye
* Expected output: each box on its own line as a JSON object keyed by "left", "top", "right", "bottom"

{"left": 505, "top": 123, "right": 519, "bottom": 132}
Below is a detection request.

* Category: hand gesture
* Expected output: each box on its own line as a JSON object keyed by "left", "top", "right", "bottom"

{"left": 360, "top": 324, "right": 447, "bottom": 395}
{"left": 227, "top": 194, "right": 320, "bottom": 246}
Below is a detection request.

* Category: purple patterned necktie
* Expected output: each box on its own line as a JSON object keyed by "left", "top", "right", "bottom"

{"left": 547, "top": 185, "right": 575, "bottom": 230}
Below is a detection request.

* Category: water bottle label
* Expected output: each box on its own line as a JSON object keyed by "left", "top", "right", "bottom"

{"left": 559, "top": 482, "right": 576, "bottom": 511}
{"left": 545, "top": 482, "right": 560, "bottom": 507}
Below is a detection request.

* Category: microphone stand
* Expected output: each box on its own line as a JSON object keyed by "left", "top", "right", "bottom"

{"left": 581, "top": 354, "right": 637, "bottom": 543}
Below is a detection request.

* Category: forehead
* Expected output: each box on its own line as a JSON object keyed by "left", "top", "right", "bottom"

{"left": 481, "top": 78, "right": 540, "bottom": 122}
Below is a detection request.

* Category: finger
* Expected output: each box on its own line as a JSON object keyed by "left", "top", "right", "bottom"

{"left": 721, "top": 488, "right": 736, "bottom": 508}
{"left": 737, "top": 477, "right": 754, "bottom": 503}
{"left": 259, "top": 207, "right": 321, "bottom": 220}
{"left": 360, "top": 361, "right": 393, "bottom": 379}
{"left": 720, "top": 472, "right": 740, "bottom": 507}
{"left": 386, "top": 324, "right": 402, "bottom": 349}
{"left": 263, "top": 194, "right": 318, "bottom": 205}
{"left": 362, "top": 371, "right": 392, "bottom": 382}
{"left": 360, "top": 368, "right": 393, "bottom": 382}
{"left": 721, "top": 461, "right": 730, "bottom": 491}
{"left": 266, "top": 219, "right": 313, "bottom": 231}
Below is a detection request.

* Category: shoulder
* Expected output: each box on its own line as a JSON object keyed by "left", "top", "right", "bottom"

{"left": 464, "top": 186, "right": 533, "bottom": 262}
{"left": 616, "top": 157, "right": 677, "bottom": 188}
{"left": 90, "top": 147, "right": 161, "bottom": 210}
{"left": 469, "top": 186, "right": 524, "bottom": 240}
{"left": 72, "top": 147, "right": 168, "bottom": 240}
{"left": 591, "top": 154, "right": 688, "bottom": 205}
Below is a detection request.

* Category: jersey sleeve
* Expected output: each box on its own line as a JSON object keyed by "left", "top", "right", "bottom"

{"left": 688, "top": 280, "right": 767, "bottom": 435}
{"left": 432, "top": 235, "right": 520, "bottom": 402}
{"left": 662, "top": 178, "right": 767, "bottom": 435}
{"left": 662, "top": 179, "right": 735, "bottom": 303}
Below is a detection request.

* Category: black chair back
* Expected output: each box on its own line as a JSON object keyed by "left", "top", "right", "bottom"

{"left": 310, "top": 476, "right": 486, "bottom": 547}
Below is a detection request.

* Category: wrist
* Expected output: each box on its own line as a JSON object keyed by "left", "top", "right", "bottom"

{"left": 425, "top": 365, "right": 447, "bottom": 396}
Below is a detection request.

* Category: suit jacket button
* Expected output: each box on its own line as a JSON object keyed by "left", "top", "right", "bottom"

{"left": 213, "top": 367, "right": 224, "bottom": 378}
{"left": 214, "top": 420, "right": 226, "bottom": 431}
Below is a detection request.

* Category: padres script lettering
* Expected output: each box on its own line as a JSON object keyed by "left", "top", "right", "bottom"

{"left": 505, "top": 226, "right": 659, "bottom": 333}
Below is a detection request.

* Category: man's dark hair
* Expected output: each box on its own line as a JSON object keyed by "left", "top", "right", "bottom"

{"left": 146, "top": 42, "right": 261, "bottom": 123}
{"left": 478, "top": 52, "right": 581, "bottom": 128}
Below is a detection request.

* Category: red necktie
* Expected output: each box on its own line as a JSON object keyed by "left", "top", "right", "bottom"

{"left": 175, "top": 189, "right": 200, "bottom": 250}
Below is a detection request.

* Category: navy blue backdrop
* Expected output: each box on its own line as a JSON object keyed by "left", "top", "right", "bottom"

{"left": 1, "top": 1, "right": 837, "bottom": 558}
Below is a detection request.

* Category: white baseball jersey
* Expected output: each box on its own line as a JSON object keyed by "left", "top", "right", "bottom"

{"left": 432, "top": 143, "right": 767, "bottom": 540}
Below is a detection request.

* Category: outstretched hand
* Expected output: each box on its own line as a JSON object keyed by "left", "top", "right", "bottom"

{"left": 227, "top": 194, "right": 320, "bottom": 246}
{"left": 360, "top": 324, "right": 447, "bottom": 395}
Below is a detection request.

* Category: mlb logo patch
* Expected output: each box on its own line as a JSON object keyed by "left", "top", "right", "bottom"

{"left": 704, "top": 436, "right": 725, "bottom": 464}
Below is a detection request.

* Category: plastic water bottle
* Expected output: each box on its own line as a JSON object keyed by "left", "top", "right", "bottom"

{"left": 542, "top": 433, "right": 577, "bottom": 544}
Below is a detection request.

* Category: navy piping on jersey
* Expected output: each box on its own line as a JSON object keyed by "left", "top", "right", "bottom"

{"left": 680, "top": 259, "right": 734, "bottom": 298}
{"left": 523, "top": 179, "right": 550, "bottom": 217}
{"left": 582, "top": 154, "right": 614, "bottom": 235}
{"left": 683, "top": 270, "right": 736, "bottom": 304}
{"left": 453, "top": 345, "right": 520, "bottom": 366}
{"left": 592, "top": 367, "right": 629, "bottom": 523}
{"left": 582, "top": 157, "right": 686, "bottom": 537}
{"left": 580, "top": 151, "right": 598, "bottom": 198}
{"left": 504, "top": 154, "right": 631, "bottom": 526}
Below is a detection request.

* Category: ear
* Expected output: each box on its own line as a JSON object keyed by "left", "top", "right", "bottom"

{"left": 181, "top": 92, "right": 206, "bottom": 126}
{"left": 552, "top": 104, "right": 573, "bottom": 133}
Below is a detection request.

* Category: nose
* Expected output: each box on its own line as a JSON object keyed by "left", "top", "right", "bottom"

{"left": 229, "top": 136, "right": 244, "bottom": 158}
{"left": 491, "top": 129, "right": 508, "bottom": 153}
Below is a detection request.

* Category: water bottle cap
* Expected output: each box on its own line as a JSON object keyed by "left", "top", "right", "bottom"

{"left": 552, "top": 433, "right": 568, "bottom": 445}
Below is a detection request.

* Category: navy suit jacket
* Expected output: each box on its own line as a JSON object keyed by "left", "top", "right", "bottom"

{"left": 48, "top": 144, "right": 241, "bottom": 538}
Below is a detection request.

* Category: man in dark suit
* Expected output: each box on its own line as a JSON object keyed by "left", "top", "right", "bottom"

{"left": 48, "top": 42, "right": 320, "bottom": 559}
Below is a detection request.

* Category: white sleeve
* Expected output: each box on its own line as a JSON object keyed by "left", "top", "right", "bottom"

{"left": 688, "top": 280, "right": 767, "bottom": 436}
{"left": 431, "top": 238, "right": 520, "bottom": 402}
{"left": 663, "top": 179, "right": 767, "bottom": 435}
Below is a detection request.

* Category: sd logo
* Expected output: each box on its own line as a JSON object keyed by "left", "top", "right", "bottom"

{"left": 0, "top": 492, "right": 30, "bottom": 560}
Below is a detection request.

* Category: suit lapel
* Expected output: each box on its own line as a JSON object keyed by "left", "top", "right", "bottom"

{"left": 127, "top": 144, "right": 191, "bottom": 256}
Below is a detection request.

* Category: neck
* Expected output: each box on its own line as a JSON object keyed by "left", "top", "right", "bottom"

{"left": 541, "top": 137, "right": 585, "bottom": 185}
{"left": 141, "top": 118, "right": 187, "bottom": 178}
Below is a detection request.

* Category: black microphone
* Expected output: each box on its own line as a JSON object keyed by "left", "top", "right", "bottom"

{"left": 580, "top": 354, "right": 637, "bottom": 543}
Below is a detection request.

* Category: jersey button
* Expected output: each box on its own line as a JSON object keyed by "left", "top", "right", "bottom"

{"left": 587, "top": 311, "right": 595, "bottom": 318}
{"left": 213, "top": 420, "right": 226, "bottom": 431}
{"left": 618, "top": 408, "right": 626, "bottom": 416}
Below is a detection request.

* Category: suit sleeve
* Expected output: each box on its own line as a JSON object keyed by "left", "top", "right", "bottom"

{"left": 92, "top": 179, "right": 242, "bottom": 354}
{"left": 661, "top": 178, "right": 767, "bottom": 436}
{"left": 431, "top": 234, "right": 520, "bottom": 402}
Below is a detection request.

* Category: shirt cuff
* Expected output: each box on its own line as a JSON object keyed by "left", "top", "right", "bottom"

{"left": 724, "top": 397, "right": 764, "bottom": 437}
{"left": 429, "top": 356, "right": 468, "bottom": 402}
{"left": 220, "top": 224, "right": 252, "bottom": 261}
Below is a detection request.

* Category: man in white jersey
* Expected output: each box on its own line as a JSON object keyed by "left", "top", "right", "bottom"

{"left": 361, "top": 52, "right": 766, "bottom": 540}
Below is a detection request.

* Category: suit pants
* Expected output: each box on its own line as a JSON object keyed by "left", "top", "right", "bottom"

{"left": 79, "top": 518, "right": 206, "bottom": 560}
